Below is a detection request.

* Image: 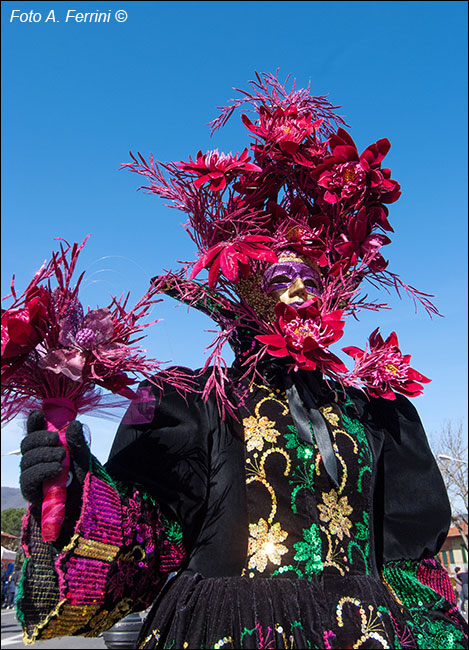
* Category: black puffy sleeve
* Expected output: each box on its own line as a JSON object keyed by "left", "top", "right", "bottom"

{"left": 360, "top": 393, "right": 467, "bottom": 646}
{"left": 367, "top": 393, "right": 451, "bottom": 564}
{"left": 105, "top": 375, "right": 216, "bottom": 553}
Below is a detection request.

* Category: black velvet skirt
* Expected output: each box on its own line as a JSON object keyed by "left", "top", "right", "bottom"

{"left": 137, "top": 570, "right": 422, "bottom": 649}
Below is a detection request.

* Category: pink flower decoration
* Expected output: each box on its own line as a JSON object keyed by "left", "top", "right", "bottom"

{"left": 38, "top": 348, "right": 86, "bottom": 382}
{"left": 1, "top": 288, "right": 49, "bottom": 361}
{"left": 343, "top": 328, "right": 431, "bottom": 399}
{"left": 313, "top": 127, "right": 401, "bottom": 210}
{"left": 190, "top": 235, "right": 277, "bottom": 288}
{"left": 242, "top": 104, "right": 322, "bottom": 156}
{"left": 80, "top": 307, "right": 114, "bottom": 343}
{"left": 335, "top": 206, "right": 391, "bottom": 271}
{"left": 257, "top": 301, "right": 347, "bottom": 375}
{"left": 176, "top": 148, "right": 261, "bottom": 192}
{"left": 318, "top": 161, "right": 368, "bottom": 205}
{"left": 39, "top": 305, "right": 118, "bottom": 383}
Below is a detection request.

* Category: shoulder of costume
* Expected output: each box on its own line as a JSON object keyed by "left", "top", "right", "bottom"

{"left": 136, "top": 365, "right": 239, "bottom": 417}
{"left": 343, "top": 385, "right": 428, "bottom": 446}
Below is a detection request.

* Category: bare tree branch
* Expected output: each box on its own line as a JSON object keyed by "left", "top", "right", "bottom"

{"left": 430, "top": 419, "right": 468, "bottom": 549}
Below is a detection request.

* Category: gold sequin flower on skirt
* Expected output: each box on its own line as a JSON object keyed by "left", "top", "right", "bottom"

{"left": 248, "top": 518, "right": 288, "bottom": 572}
{"left": 317, "top": 489, "right": 353, "bottom": 541}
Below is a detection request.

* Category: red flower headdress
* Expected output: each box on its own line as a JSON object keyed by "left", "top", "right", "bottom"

{"left": 122, "top": 72, "right": 437, "bottom": 412}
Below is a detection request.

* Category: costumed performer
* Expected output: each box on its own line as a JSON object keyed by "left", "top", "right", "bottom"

{"left": 16, "top": 72, "right": 468, "bottom": 649}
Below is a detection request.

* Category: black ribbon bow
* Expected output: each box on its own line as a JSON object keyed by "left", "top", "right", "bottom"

{"left": 285, "top": 375, "right": 339, "bottom": 488}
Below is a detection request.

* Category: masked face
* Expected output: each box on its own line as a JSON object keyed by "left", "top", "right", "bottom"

{"left": 261, "top": 255, "right": 323, "bottom": 307}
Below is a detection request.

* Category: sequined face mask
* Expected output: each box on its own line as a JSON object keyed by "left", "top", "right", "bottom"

{"left": 261, "top": 261, "right": 323, "bottom": 298}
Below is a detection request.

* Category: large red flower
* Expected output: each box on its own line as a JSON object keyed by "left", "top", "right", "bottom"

{"left": 1, "top": 288, "right": 49, "bottom": 361}
{"left": 190, "top": 235, "right": 277, "bottom": 288}
{"left": 343, "top": 328, "right": 430, "bottom": 399}
{"left": 176, "top": 148, "right": 261, "bottom": 192}
{"left": 335, "top": 206, "right": 391, "bottom": 271}
{"left": 312, "top": 127, "right": 401, "bottom": 209}
{"left": 242, "top": 104, "right": 322, "bottom": 156}
{"left": 257, "top": 301, "right": 347, "bottom": 374}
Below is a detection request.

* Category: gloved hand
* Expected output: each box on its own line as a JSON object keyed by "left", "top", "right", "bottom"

{"left": 20, "top": 410, "right": 91, "bottom": 546}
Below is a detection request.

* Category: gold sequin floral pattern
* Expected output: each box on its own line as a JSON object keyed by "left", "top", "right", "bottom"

{"left": 319, "top": 406, "right": 340, "bottom": 427}
{"left": 243, "top": 415, "right": 280, "bottom": 452}
{"left": 248, "top": 518, "right": 288, "bottom": 572}
{"left": 317, "top": 489, "right": 353, "bottom": 541}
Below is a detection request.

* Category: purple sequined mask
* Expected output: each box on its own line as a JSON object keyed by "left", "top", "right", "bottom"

{"left": 261, "top": 261, "right": 323, "bottom": 297}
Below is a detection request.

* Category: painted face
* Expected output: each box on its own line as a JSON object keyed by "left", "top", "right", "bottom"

{"left": 262, "top": 259, "right": 323, "bottom": 307}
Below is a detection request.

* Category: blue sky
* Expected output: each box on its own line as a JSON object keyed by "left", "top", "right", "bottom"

{"left": 1, "top": 1, "right": 467, "bottom": 486}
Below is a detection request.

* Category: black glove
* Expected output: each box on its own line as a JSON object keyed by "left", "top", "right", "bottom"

{"left": 20, "top": 410, "right": 91, "bottom": 546}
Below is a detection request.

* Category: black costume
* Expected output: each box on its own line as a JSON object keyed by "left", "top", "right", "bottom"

{"left": 15, "top": 72, "right": 468, "bottom": 649}
{"left": 17, "top": 368, "right": 468, "bottom": 648}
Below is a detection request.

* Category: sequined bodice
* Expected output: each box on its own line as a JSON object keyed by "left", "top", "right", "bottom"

{"left": 241, "top": 382, "right": 374, "bottom": 580}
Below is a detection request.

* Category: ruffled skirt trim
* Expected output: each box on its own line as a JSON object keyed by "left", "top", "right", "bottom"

{"left": 137, "top": 570, "right": 420, "bottom": 649}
